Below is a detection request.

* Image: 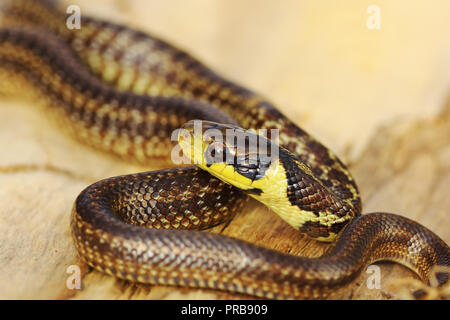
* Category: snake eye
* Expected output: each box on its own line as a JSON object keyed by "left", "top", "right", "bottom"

{"left": 205, "top": 141, "right": 226, "bottom": 166}
{"left": 232, "top": 154, "right": 272, "bottom": 181}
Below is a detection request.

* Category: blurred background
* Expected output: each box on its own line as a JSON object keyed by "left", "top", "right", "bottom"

{"left": 69, "top": 0, "right": 450, "bottom": 157}
{"left": 0, "top": 0, "right": 449, "bottom": 299}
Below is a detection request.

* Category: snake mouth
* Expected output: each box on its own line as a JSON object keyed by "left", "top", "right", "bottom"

{"left": 178, "top": 120, "right": 278, "bottom": 188}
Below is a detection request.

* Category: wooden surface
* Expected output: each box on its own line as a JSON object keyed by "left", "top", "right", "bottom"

{"left": 0, "top": 0, "right": 449, "bottom": 299}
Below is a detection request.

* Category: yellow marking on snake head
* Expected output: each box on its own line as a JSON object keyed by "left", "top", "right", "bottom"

{"left": 178, "top": 120, "right": 347, "bottom": 242}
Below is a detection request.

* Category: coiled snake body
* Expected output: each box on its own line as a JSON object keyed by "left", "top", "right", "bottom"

{"left": 0, "top": 0, "right": 448, "bottom": 299}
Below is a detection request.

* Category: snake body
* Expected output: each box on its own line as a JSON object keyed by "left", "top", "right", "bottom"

{"left": 0, "top": 0, "right": 448, "bottom": 299}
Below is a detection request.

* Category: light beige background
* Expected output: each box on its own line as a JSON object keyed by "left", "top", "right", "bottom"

{"left": 0, "top": 0, "right": 449, "bottom": 299}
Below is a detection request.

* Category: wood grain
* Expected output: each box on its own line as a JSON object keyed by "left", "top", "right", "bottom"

{"left": 0, "top": 0, "right": 449, "bottom": 299}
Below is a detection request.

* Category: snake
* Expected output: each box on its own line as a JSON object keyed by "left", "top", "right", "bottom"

{"left": 0, "top": 0, "right": 448, "bottom": 299}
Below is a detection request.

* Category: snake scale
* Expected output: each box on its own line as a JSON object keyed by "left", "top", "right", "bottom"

{"left": 0, "top": 0, "right": 448, "bottom": 299}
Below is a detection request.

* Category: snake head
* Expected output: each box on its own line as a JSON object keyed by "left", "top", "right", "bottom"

{"left": 178, "top": 120, "right": 280, "bottom": 193}
{"left": 178, "top": 120, "right": 351, "bottom": 241}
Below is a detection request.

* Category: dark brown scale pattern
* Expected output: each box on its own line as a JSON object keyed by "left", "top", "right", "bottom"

{"left": 2, "top": 0, "right": 361, "bottom": 207}
{"left": 114, "top": 168, "right": 243, "bottom": 230}
{"left": 1, "top": 0, "right": 449, "bottom": 299}
{"left": 279, "top": 148, "right": 355, "bottom": 224}
{"left": 0, "top": 28, "right": 236, "bottom": 159}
